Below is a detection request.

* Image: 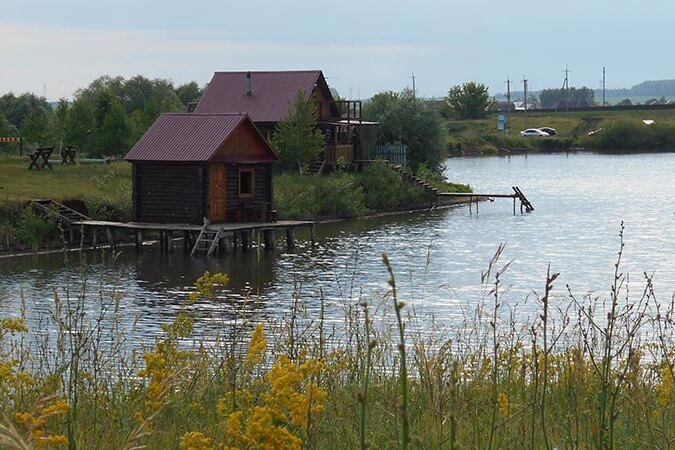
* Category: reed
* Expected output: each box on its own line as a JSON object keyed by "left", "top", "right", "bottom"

{"left": 0, "top": 233, "right": 674, "bottom": 448}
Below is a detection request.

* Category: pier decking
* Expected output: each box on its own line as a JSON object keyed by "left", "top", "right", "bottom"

{"left": 437, "top": 186, "right": 534, "bottom": 214}
{"left": 69, "top": 219, "right": 316, "bottom": 254}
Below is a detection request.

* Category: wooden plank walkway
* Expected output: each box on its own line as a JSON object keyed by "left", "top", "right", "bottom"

{"left": 69, "top": 219, "right": 316, "bottom": 254}
{"left": 437, "top": 186, "right": 534, "bottom": 214}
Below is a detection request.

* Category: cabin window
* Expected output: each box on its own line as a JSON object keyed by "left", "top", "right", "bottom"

{"left": 239, "top": 169, "right": 254, "bottom": 198}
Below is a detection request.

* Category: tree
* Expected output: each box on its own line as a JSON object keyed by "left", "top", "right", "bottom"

{"left": 271, "top": 91, "right": 325, "bottom": 172}
{"left": 175, "top": 82, "right": 203, "bottom": 107}
{"left": 445, "top": 82, "right": 492, "bottom": 119}
{"left": 617, "top": 98, "right": 632, "bottom": 106}
{"left": 539, "top": 87, "right": 595, "bottom": 108}
{"left": 65, "top": 99, "right": 95, "bottom": 152}
{"left": 364, "top": 89, "right": 447, "bottom": 171}
{"left": 90, "top": 90, "right": 132, "bottom": 157}
{"left": 0, "top": 93, "right": 53, "bottom": 137}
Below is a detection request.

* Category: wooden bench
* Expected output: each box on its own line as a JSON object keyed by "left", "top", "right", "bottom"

{"left": 60, "top": 146, "right": 76, "bottom": 164}
{"left": 28, "top": 147, "right": 54, "bottom": 170}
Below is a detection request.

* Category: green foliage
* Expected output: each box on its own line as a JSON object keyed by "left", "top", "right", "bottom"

{"left": 364, "top": 89, "right": 447, "bottom": 171}
{"left": 445, "top": 82, "right": 492, "bottom": 119}
{"left": 175, "top": 82, "right": 203, "bottom": 107}
{"left": 617, "top": 98, "right": 633, "bottom": 106}
{"left": 87, "top": 165, "right": 133, "bottom": 220}
{"left": 589, "top": 120, "right": 675, "bottom": 150}
{"left": 416, "top": 163, "right": 472, "bottom": 193}
{"left": 14, "top": 206, "right": 57, "bottom": 251}
{"left": 274, "top": 173, "right": 364, "bottom": 219}
{"left": 64, "top": 99, "right": 95, "bottom": 153}
{"left": 271, "top": 91, "right": 326, "bottom": 171}
{"left": 90, "top": 90, "right": 133, "bottom": 157}
{"left": 539, "top": 87, "right": 595, "bottom": 108}
{"left": 357, "top": 162, "right": 425, "bottom": 209}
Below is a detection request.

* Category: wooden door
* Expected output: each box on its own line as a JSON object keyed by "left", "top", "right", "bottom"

{"left": 209, "top": 164, "right": 227, "bottom": 222}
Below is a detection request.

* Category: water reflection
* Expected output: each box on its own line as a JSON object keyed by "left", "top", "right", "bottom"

{"left": 1, "top": 152, "right": 675, "bottom": 348}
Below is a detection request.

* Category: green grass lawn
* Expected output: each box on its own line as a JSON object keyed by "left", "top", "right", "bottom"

{"left": 0, "top": 155, "right": 131, "bottom": 204}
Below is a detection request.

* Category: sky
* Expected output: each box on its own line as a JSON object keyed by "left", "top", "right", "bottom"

{"left": 2, "top": 0, "right": 674, "bottom": 101}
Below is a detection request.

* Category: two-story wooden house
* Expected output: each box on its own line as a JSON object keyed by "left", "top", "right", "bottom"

{"left": 194, "top": 70, "right": 370, "bottom": 168}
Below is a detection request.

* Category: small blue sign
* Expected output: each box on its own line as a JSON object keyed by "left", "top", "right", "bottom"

{"left": 497, "top": 112, "right": 506, "bottom": 132}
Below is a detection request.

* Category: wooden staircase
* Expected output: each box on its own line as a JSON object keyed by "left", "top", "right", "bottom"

{"left": 390, "top": 164, "right": 439, "bottom": 198}
{"left": 307, "top": 158, "right": 327, "bottom": 176}
{"left": 512, "top": 186, "right": 534, "bottom": 212}
{"left": 30, "top": 199, "right": 90, "bottom": 224}
{"left": 190, "top": 220, "right": 223, "bottom": 256}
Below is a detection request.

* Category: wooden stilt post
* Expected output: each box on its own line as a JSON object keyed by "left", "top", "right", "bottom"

{"left": 233, "top": 233, "right": 239, "bottom": 252}
{"left": 166, "top": 230, "right": 173, "bottom": 252}
{"left": 135, "top": 229, "right": 143, "bottom": 251}
{"left": 241, "top": 231, "right": 250, "bottom": 252}
{"left": 106, "top": 227, "right": 115, "bottom": 249}
{"left": 159, "top": 230, "right": 165, "bottom": 252}
{"left": 286, "top": 227, "right": 295, "bottom": 251}
{"left": 223, "top": 234, "right": 230, "bottom": 254}
{"left": 92, "top": 228, "right": 97, "bottom": 249}
{"left": 469, "top": 197, "right": 473, "bottom": 215}
{"left": 513, "top": 196, "right": 516, "bottom": 215}
{"left": 183, "top": 231, "right": 190, "bottom": 252}
{"left": 264, "top": 230, "right": 274, "bottom": 252}
{"left": 68, "top": 227, "right": 74, "bottom": 245}
{"left": 309, "top": 223, "right": 316, "bottom": 247}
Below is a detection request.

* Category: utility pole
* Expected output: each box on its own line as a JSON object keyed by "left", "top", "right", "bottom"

{"left": 523, "top": 78, "right": 528, "bottom": 128}
{"left": 411, "top": 73, "right": 416, "bottom": 98}
{"left": 505, "top": 76, "right": 513, "bottom": 133}
{"left": 561, "top": 65, "right": 571, "bottom": 111}
{"left": 602, "top": 66, "right": 606, "bottom": 108}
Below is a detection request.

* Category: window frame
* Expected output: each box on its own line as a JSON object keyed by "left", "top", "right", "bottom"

{"left": 238, "top": 168, "right": 255, "bottom": 198}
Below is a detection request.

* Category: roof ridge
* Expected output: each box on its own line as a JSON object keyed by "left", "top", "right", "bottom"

{"left": 212, "top": 70, "right": 322, "bottom": 74}
{"left": 162, "top": 112, "right": 248, "bottom": 116}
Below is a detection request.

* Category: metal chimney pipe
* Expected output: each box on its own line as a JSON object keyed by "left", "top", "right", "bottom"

{"left": 246, "top": 71, "right": 253, "bottom": 96}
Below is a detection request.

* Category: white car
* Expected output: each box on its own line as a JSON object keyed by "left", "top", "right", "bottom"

{"left": 520, "top": 128, "right": 550, "bottom": 137}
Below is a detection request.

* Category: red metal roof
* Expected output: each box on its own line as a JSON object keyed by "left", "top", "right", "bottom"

{"left": 194, "top": 70, "right": 331, "bottom": 122}
{"left": 124, "top": 113, "right": 279, "bottom": 162}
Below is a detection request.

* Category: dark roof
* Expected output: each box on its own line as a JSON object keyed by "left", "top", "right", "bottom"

{"left": 194, "top": 70, "right": 332, "bottom": 122}
{"left": 124, "top": 113, "right": 279, "bottom": 163}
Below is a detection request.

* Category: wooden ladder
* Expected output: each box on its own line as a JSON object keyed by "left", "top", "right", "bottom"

{"left": 512, "top": 186, "right": 534, "bottom": 212}
{"left": 190, "top": 220, "right": 222, "bottom": 256}
{"left": 30, "top": 199, "right": 90, "bottom": 224}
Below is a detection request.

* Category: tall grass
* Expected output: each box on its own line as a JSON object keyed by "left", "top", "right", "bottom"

{"left": 1, "top": 232, "right": 675, "bottom": 448}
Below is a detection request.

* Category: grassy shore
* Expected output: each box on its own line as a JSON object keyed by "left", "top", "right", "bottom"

{"left": 449, "top": 108, "right": 675, "bottom": 152}
{"left": 1, "top": 239, "right": 674, "bottom": 449}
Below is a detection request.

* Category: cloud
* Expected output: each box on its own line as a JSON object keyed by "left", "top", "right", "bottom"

{"left": 0, "top": 21, "right": 427, "bottom": 99}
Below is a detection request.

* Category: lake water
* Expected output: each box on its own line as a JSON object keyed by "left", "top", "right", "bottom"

{"left": 1, "top": 152, "right": 674, "bottom": 344}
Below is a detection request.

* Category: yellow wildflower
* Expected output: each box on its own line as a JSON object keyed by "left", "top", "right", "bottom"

{"left": 246, "top": 324, "right": 267, "bottom": 369}
{"left": 179, "top": 431, "right": 214, "bottom": 450}
{"left": 498, "top": 392, "right": 510, "bottom": 417}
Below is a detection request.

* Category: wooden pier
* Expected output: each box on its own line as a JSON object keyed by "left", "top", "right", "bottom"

{"left": 69, "top": 219, "right": 316, "bottom": 254}
{"left": 437, "top": 186, "right": 534, "bottom": 214}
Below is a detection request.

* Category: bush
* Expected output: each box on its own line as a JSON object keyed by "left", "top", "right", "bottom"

{"left": 14, "top": 206, "right": 58, "bottom": 251}
{"left": 590, "top": 120, "right": 675, "bottom": 150}
{"left": 417, "top": 164, "right": 472, "bottom": 193}
{"left": 85, "top": 196, "right": 132, "bottom": 221}
{"left": 0, "top": 205, "right": 19, "bottom": 251}
{"left": 274, "top": 173, "right": 365, "bottom": 219}
{"left": 536, "top": 137, "right": 574, "bottom": 151}
{"left": 358, "top": 162, "right": 425, "bottom": 210}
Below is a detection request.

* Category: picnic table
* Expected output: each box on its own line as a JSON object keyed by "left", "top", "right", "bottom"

{"left": 60, "top": 145, "right": 77, "bottom": 164}
{"left": 28, "top": 147, "right": 54, "bottom": 170}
